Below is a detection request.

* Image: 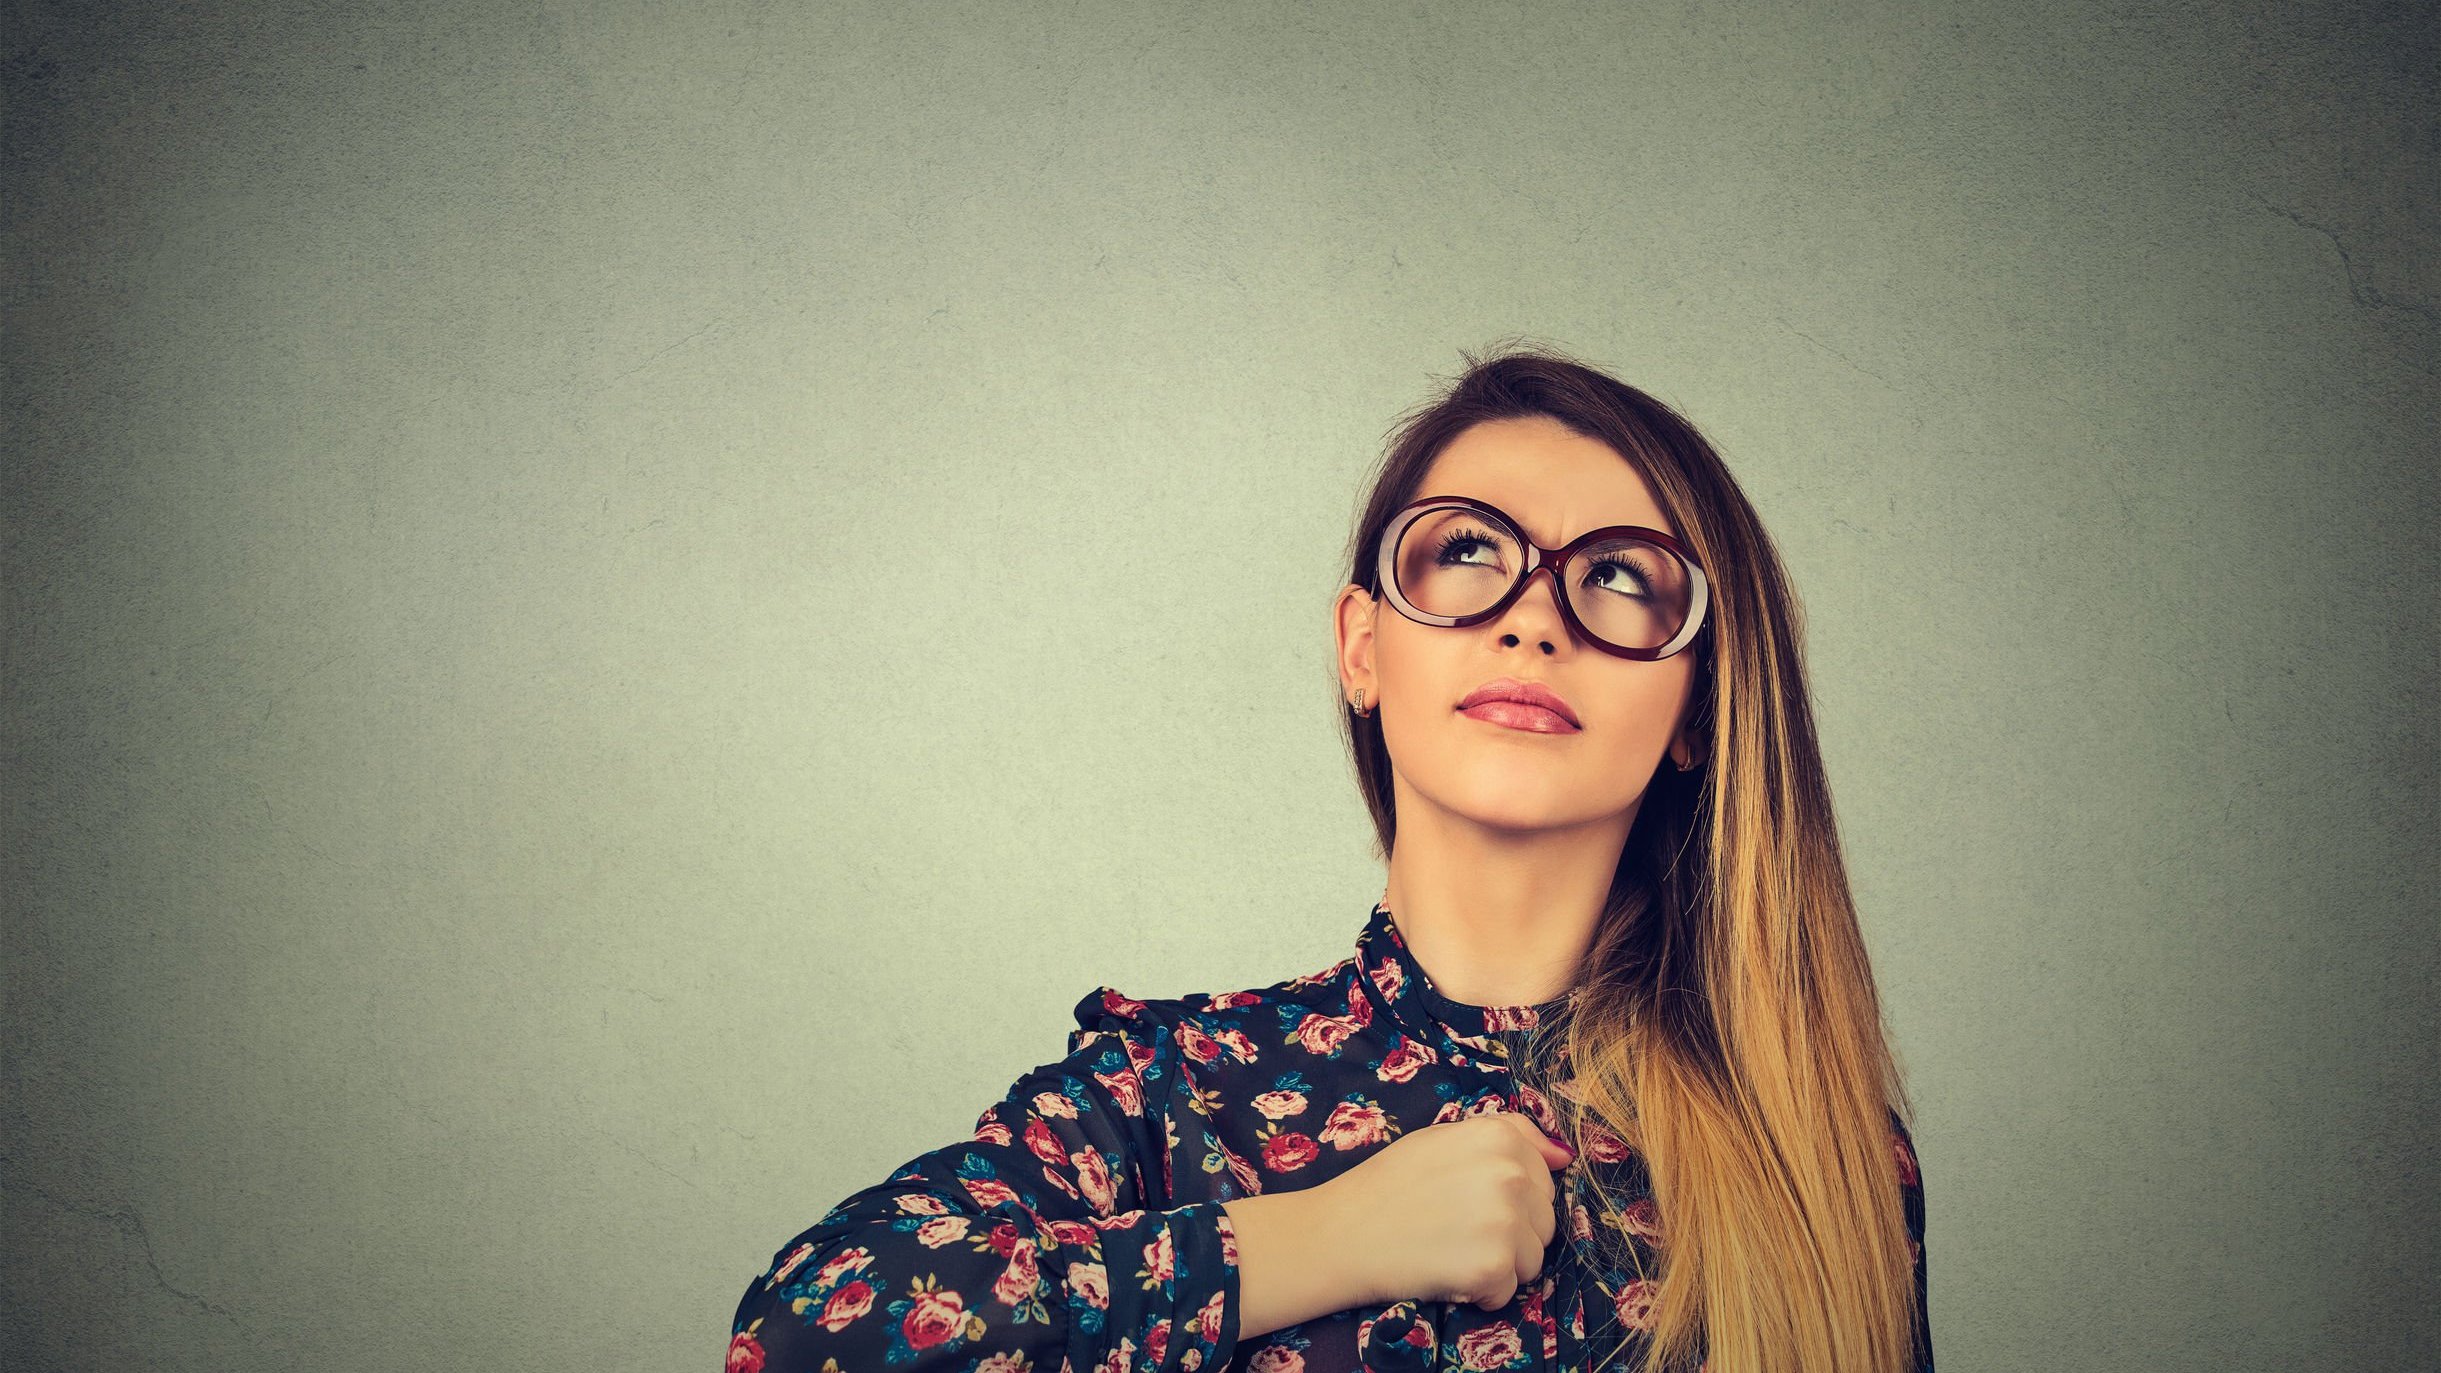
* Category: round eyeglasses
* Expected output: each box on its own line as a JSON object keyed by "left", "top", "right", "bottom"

{"left": 1372, "top": 495, "right": 1710, "bottom": 661}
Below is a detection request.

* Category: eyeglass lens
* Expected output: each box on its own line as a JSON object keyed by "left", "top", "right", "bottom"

{"left": 1391, "top": 506, "right": 1696, "bottom": 652}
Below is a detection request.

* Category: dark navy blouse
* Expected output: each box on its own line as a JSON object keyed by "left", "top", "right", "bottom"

{"left": 728, "top": 901, "right": 1930, "bottom": 1373}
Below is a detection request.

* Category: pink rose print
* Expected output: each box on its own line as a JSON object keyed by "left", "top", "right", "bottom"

{"left": 895, "top": 1195, "right": 951, "bottom": 1217}
{"left": 1199, "top": 1284, "right": 1230, "bottom": 1338}
{"left": 1894, "top": 1132, "right": 1920, "bottom": 1187}
{"left": 1144, "top": 1316, "right": 1171, "bottom": 1365}
{"left": 766, "top": 1241, "right": 815, "bottom": 1288}
{"left": 1211, "top": 1026, "right": 1259, "bottom": 1063}
{"left": 812, "top": 1246, "right": 877, "bottom": 1288}
{"left": 992, "top": 1239, "right": 1040, "bottom": 1307}
{"left": 1126, "top": 1037, "right": 1158, "bottom": 1077}
{"left": 1580, "top": 1119, "right": 1632, "bottom": 1164}
{"left": 1143, "top": 1227, "right": 1179, "bottom": 1283}
{"left": 1294, "top": 1012, "right": 1357, "bottom": 1055}
{"left": 1069, "top": 1259, "right": 1111, "bottom": 1309}
{"left": 1614, "top": 1277, "right": 1658, "bottom": 1332}
{"left": 1097, "top": 988, "right": 1152, "bottom": 1019}
{"left": 979, "top": 1354, "right": 1033, "bottom": 1373}
{"left": 1209, "top": 988, "right": 1265, "bottom": 1010}
{"left": 1217, "top": 1216, "right": 1240, "bottom": 1267}
{"left": 1260, "top": 1131, "right": 1320, "bottom": 1172}
{"left": 1431, "top": 1099, "right": 1466, "bottom": 1124}
{"left": 1459, "top": 1094, "right": 1510, "bottom": 1119}
{"left": 1368, "top": 958, "right": 1406, "bottom": 1002}
{"left": 1247, "top": 1344, "right": 1307, "bottom": 1373}
{"left": 902, "top": 1285, "right": 971, "bottom": 1351}
{"left": 1074, "top": 1144, "right": 1118, "bottom": 1215}
{"left": 1091, "top": 1208, "right": 1147, "bottom": 1232}
{"left": 1250, "top": 1088, "right": 1309, "bottom": 1120}
{"left": 1095, "top": 1334, "right": 1137, "bottom": 1373}
{"left": 1456, "top": 1320, "right": 1524, "bottom": 1369}
{"left": 1178, "top": 1022, "right": 1225, "bottom": 1065}
{"left": 1317, "top": 1098, "right": 1393, "bottom": 1149}
{"left": 1483, "top": 1003, "right": 1539, "bottom": 1032}
{"left": 1568, "top": 1197, "right": 1593, "bottom": 1241}
{"left": 973, "top": 1119, "right": 1014, "bottom": 1147}
{"left": 916, "top": 1216, "right": 972, "bottom": 1248}
{"left": 725, "top": 1326, "right": 766, "bottom": 1373}
{"left": 818, "top": 1279, "right": 875, "bottom": 1332}
{"left": 961, "top": 1176, "right": 1019, "bottom": 1209}
{"left": 1032, "top": 1091, "right": 1080, "bottom": 1120}
{"left": 1221, "top": 1142, "right": 1264, "bottom": 1194}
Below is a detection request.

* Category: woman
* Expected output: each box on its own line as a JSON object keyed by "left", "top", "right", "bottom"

{"left": 727, "top": 346, "right": 1931, "bottom": 1373}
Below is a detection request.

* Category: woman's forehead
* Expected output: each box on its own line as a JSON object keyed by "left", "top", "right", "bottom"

{"left": 1419, "top": 417, "right": 1675, "bottom": 543}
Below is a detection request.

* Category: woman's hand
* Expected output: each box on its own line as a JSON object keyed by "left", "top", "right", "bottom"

{"left": 1323, "top": 1111, "right": 1575, "bottom": 1311}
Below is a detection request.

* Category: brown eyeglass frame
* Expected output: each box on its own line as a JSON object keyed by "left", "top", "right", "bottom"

{"left": 1370, "top": 494, "right": 1712, "bottom": 662}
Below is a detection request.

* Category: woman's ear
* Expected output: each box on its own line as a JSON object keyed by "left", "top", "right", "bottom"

{"left": 1334, "top": 583, "right": 1379, "bottom": 707}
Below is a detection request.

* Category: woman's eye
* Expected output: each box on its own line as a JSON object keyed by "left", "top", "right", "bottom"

{"left": 1585, "top": 558, "right": 1651, "bottom": 596}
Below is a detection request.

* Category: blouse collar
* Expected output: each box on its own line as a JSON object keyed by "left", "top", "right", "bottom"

{"left": 1351, "top": 898, "right": 1578, "bottom": 1071}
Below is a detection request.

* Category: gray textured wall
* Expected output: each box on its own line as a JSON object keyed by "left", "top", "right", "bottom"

{"left": 5, "top": 1, "right": 2434, "bottom": 1369}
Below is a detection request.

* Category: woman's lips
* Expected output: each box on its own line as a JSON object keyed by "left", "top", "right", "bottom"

{"left": 1458, "top": 701, "right": 1583, "bottom": 734}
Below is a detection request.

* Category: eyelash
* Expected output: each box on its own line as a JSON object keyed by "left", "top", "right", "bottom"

{"left": 1435, "top": 527, "right": 1651, "bottom": 588}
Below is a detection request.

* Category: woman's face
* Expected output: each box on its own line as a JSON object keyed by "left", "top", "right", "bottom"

{"left": 1335, "top": 415, "right": 1706, "bottom": 835}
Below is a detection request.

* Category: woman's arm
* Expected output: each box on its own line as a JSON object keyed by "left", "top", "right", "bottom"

{"left": 727, "top": 993, "right": 1240, "bottom": 1373}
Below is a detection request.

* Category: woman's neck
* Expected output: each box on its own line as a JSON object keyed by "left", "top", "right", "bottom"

{"left": 1379, "top": 790, "right": 1631, "bottom": 1008}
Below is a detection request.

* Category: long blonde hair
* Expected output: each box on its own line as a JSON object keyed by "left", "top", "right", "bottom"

{"left": 1340, "top": 342, "right": 1922, "bottom": 1373}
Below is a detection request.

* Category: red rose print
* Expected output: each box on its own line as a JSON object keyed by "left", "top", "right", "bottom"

{"left": 1024, "top": 1118, "right": 1067, "bottom": 1167}
{"left": 973, "top": 1119, "right": 1014, "bottom": 1146}
{"left": 1894, "top": 1132, "right": 1920, "bottom": 1187}
{"left": 725, "top": 1327, "right": 766, "bottom": 1373}
{"left": 817, "top": 1279, "right": 875, "bottom": 1333}
{"left": 1095, "top": 1333, "right": 1137, "bottom": 1373}
{"left": 1514, "top": 1084, "right": 1558, "bottom": 1134}
{"left": 1617, "top": 1197, "right": 1665, "bottom": 1246}
{"left": 1074, "top": 1145, "right": 1117, "bottom": 1215}
{"left": 1098, "top": 1066, "right": 1145, "bottom": 1115}
{"left": 1144, "top": 1316, "right": 1171, "bottom": 1365}
{"left": 1090, "top": 1208, "right": 1146, "bottom": 1232}
{"left": 1378, "top": 1041, "right": 1434, "bottom": 1083}
{"left": 1260, "top": 1131, "right": 1320, "bottom": 1172}
{"left": 902, "top": 1285, "right": 970, "bottom": 1351}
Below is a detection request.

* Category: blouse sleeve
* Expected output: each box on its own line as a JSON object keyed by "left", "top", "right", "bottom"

{"left": 1893, "top": 1112, "right": 1932, "bottom": 1372}
{"left": 727, "top": 988, "right": 1242, "bottom": 1373}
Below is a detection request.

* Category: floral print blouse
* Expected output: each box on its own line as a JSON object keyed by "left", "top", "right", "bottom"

{"left": 729, "top": 901, "right": 1931, "bottom": 1373}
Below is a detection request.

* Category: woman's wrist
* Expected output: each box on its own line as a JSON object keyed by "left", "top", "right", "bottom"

{"left": 1220, "top": 1177, "right": 1381, "bottom": 1340}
